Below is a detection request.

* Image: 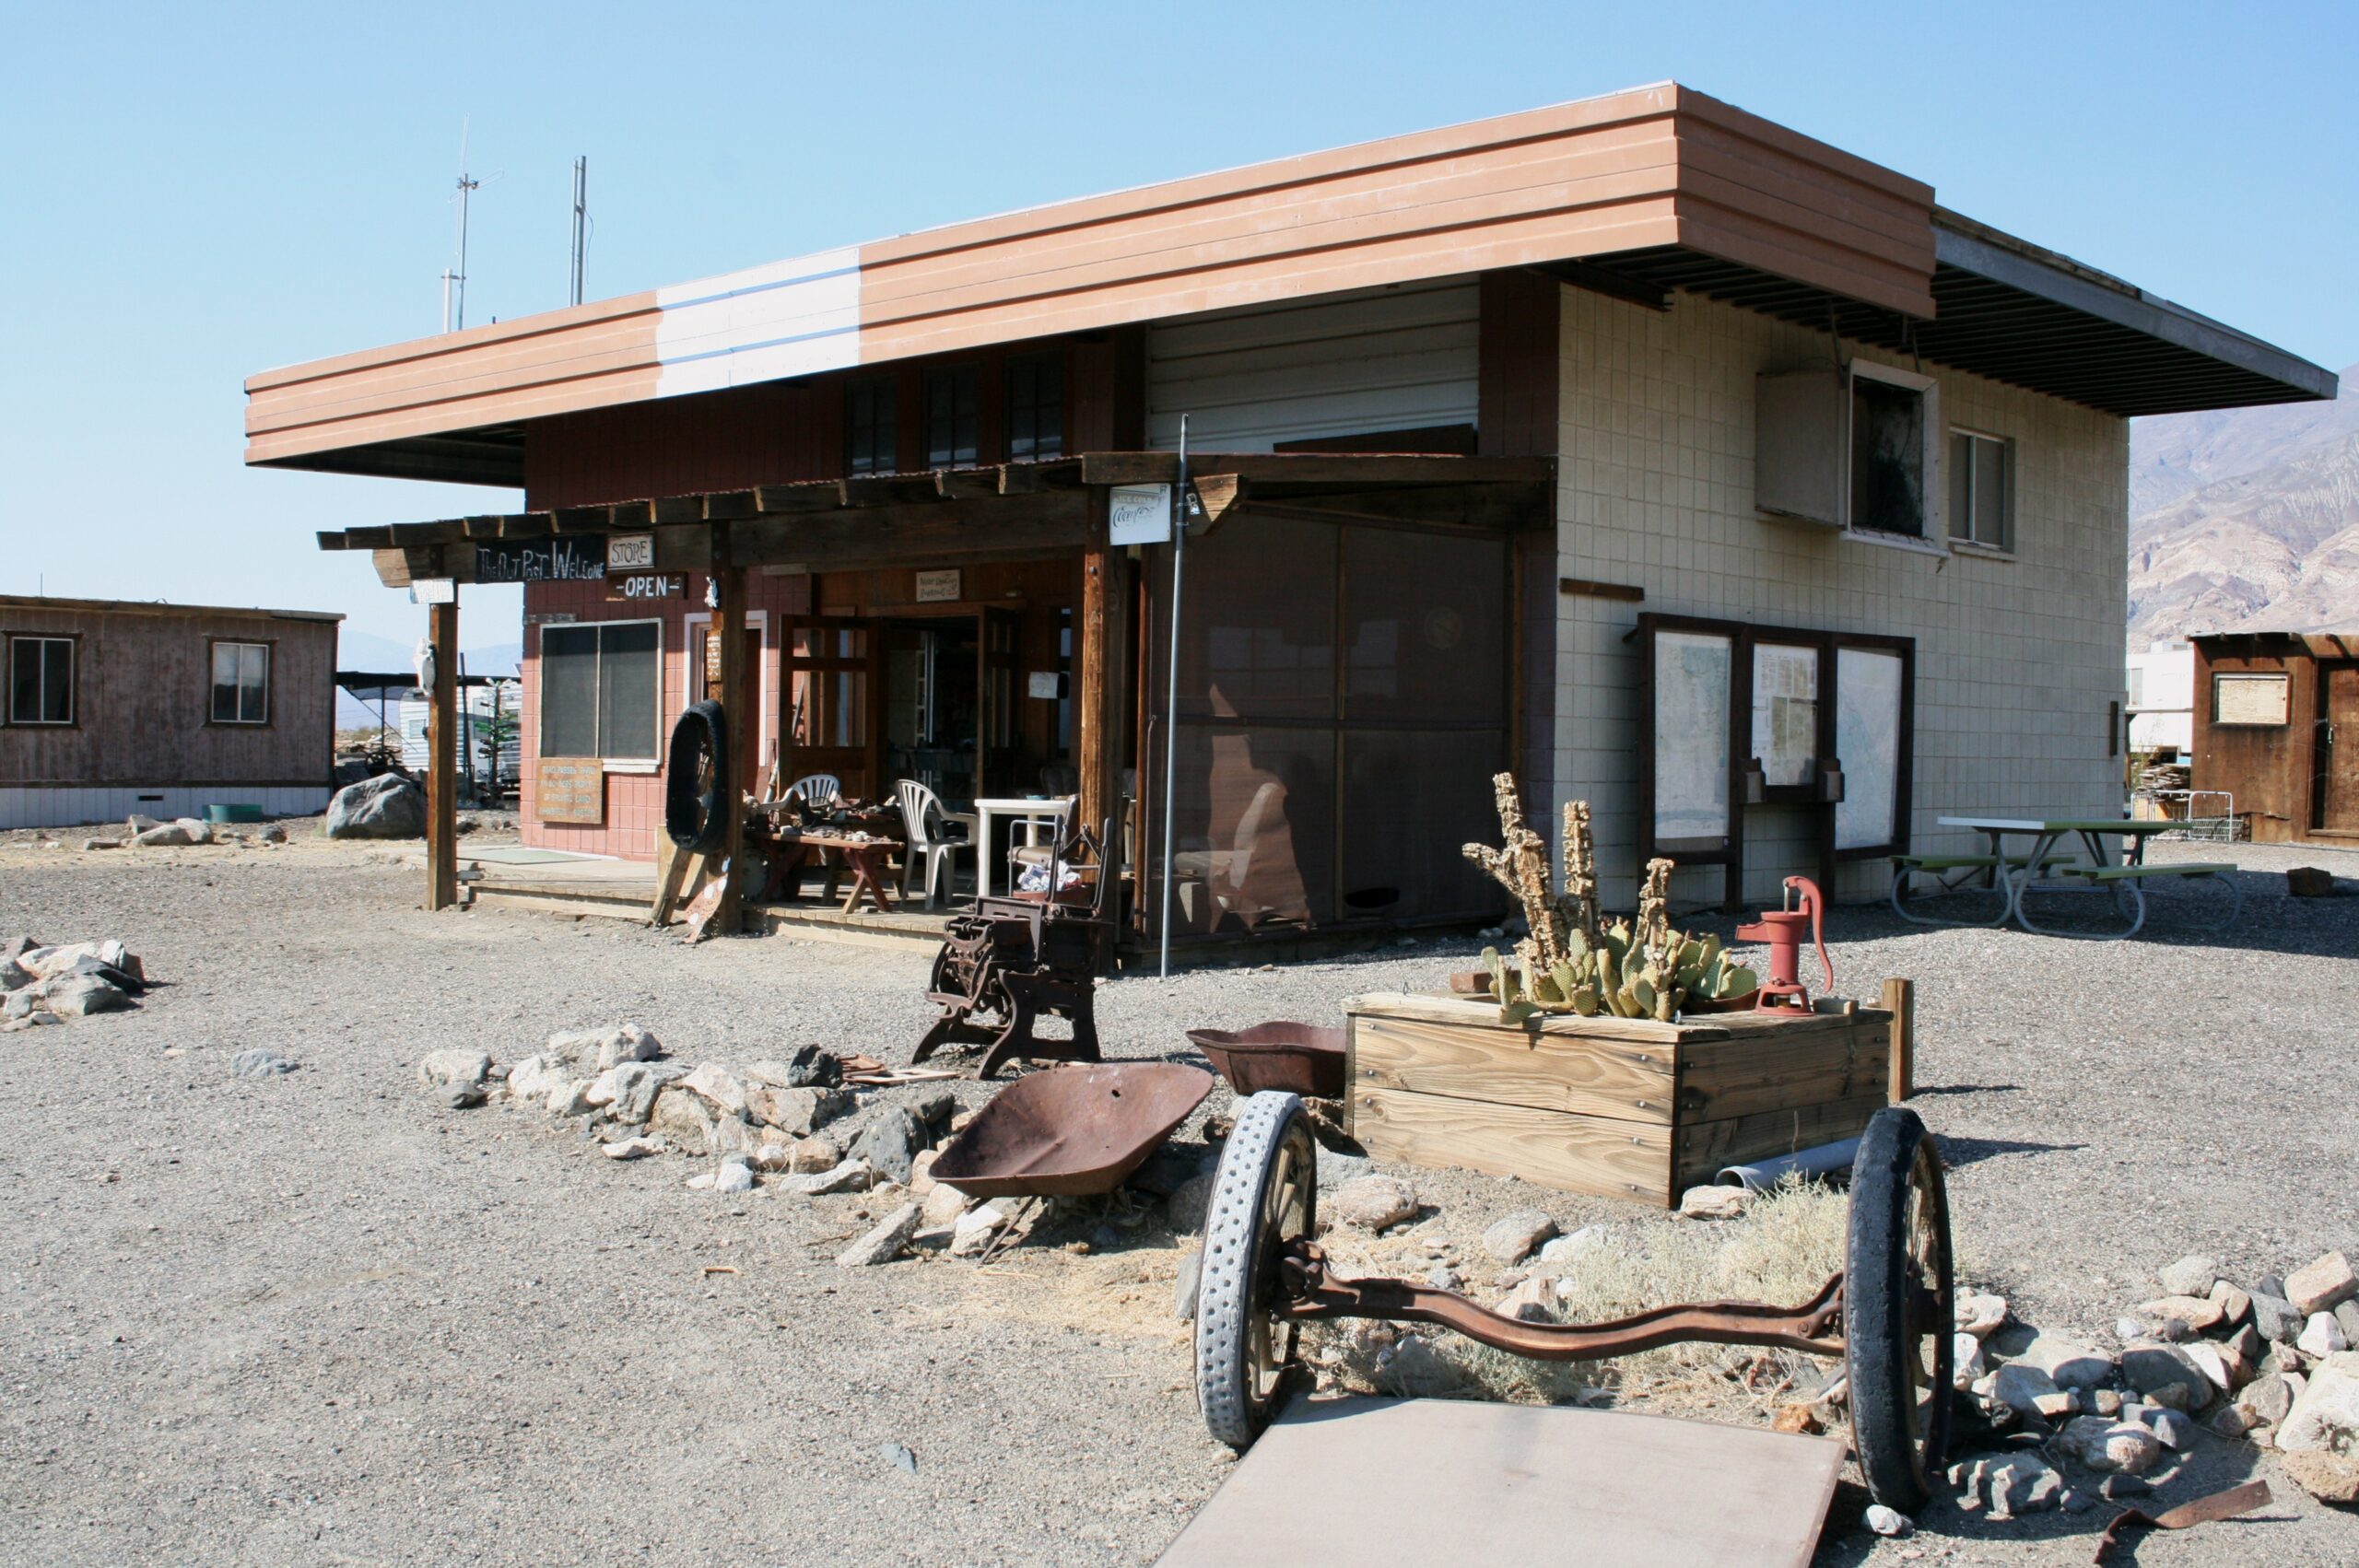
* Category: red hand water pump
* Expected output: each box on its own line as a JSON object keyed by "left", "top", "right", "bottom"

{"left": 1735, "top": 875, "right": 1833, "bottom": 1012}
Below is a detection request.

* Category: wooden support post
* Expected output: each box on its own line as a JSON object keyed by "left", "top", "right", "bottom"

{"left": 1078, "top": 501, "right": 1132, "bottom": 865}
{"left": 425, "top": 599, "right": 460, "bottom": 910}
{"left": 1881, "top": 977, "right": 1914, "bottom": 1103}
{"left": 710, "top": 541, "right": 749, "bottom": 936}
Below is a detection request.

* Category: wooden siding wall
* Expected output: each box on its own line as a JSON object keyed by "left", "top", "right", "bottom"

{"left": 522, "top": 329, "right": 1145, "bottom": 510}
{"left": 1144, "top": 282, "right": 1479, "bottom": 451}
{"left": 2189, "top": 639, "right": 2325, "bottom": 842}
{"left": 0, "top": 608, "right": 338, "bottom": 787}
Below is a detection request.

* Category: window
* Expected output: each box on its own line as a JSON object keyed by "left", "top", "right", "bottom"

{"left": 6, "top": 635, "right": 74, "bottom": 725}
{"left": 1004, "top": 353, "right": 1064, "bottom": 461}
{"left": 845, "top": 377, "right": 897, "bottom": 474}
{"left": 923, "top": 364, "right": 980, "bottom": 468}
{"left": 1849, "top": 370, "right": 1928, "bottom": 537}
{"left": 2127, "top": 666, "right": 2146, "bottom": 708}
{"left": 539, "top": 620, "right": 661, "bottom": 759}
{"left": 209, "top": 640, "right": 271, "bottom": 724}
{"left": 1948, "top": 429, "right": 2014, "bottom": 552}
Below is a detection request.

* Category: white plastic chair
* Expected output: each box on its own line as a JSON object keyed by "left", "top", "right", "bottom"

{"left": 896, "top": 778, "right": 979, "bottom": 908}
{"left": 787, "top": 773, "right": 842, "bottom": 811}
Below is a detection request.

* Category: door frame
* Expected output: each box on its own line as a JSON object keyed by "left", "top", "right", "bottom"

{"left": 683, "top": 610, "right": 771, "bottom": 788}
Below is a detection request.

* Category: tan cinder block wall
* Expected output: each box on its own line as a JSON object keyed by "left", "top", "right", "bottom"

{"left": 1552, "top": 286, "right": 2130, "bottom": 908}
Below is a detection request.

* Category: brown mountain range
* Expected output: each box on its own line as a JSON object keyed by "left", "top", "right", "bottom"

{"left": 2127, "top": 360, "right": 2359, "bottom": 641}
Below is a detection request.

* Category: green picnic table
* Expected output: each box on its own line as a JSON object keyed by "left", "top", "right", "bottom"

{"left": 1888, "top": 816, "right": 2239, "bottom": 939}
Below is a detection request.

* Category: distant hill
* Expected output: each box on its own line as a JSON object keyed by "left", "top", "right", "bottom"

{"left": 2128, "top": 360, "right": 2359, "bottom": 641}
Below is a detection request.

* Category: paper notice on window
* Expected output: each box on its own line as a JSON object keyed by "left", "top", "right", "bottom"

{"left": 1750, "top": 643, "right": 1819, "bottom": 788}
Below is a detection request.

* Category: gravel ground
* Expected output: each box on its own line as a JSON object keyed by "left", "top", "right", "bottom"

{"left": 1, "top": 826, "right": 2353, "bottom": 1565}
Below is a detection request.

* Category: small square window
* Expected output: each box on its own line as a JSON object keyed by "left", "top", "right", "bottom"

{"left": 211, "top": 641, "right": 271, "bottom": 724}
{"left": 1947, "top": 429, "right": 2014, "bottom": 552}
{"left": 7, "top": 636, "right": 75, "bottom": 725}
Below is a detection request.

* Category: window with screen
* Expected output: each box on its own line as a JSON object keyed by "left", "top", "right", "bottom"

{"left": 6, "top": 635, "right": 74, "bottom": 725}
{"left": 209, "top": 640, "right": 271, "bottom": 724}
{"left": 923, "top": 364, "right": 980, "bottom": 469}
{"left": 1948, "top": 429, "right": 2014, "bottom": 552}
{"left": 1004, "top": 353, "right": 1064, "bottom": 461}
{"left": 845, "top": 377, "right": 897, "bottom": 475}
{"left": 538, "top": 621, "right": 661, "bottom": 759}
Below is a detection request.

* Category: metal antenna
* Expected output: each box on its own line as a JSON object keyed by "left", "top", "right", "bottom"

{"left": 443, "top": 118, "right": 481, "bottom": 333}
{"left": 569, "top": 156, "right": 589, "bottom": 306}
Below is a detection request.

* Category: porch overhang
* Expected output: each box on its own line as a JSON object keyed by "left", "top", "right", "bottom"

{"left": 312, "top": 452, "right": 1557, "bottom": 588}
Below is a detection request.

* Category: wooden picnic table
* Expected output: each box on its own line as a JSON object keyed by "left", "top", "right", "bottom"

{"left": 757, "top": 828, "right": 903, "bottom": 914}
{"left": 1934, "top": 815, "right": 2179, "bottom": 933}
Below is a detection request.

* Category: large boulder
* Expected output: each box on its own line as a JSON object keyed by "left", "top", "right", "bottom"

{"left": 325, "top": 774, "right": 427, "bottom": 839}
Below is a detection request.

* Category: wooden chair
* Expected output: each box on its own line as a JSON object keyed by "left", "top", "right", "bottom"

{"left": 897, "top": 778, "right": 979, "bottom": 908}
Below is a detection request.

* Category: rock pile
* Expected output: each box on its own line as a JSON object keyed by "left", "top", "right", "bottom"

{"left": 1943, "top": 1248, "right": 2359, "bottom": 1515}
{"left": 428, "top": 1026, "right": 1027, "bottom": 1266}
{"left": 1, "top": 936, "right": 147, "bottom": 1030}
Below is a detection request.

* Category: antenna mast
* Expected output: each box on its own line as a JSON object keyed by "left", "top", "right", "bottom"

{"left": 569, "top": 156, "right": 589, "bottom": 306}
{"left": 443, "top": 118, "right": 480, "bottom": 333}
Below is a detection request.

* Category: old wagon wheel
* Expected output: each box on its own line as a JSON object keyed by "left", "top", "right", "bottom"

{"left": 1845, "top": 1106, "right": 1955, "bottom": 1513}
{"left": 1195, "top": 1091, "right": 1317, "bottom": 1448}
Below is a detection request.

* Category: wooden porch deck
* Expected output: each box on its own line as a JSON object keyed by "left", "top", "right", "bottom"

{"left": 429, "top": 845, "right": 952, "bottom": 950}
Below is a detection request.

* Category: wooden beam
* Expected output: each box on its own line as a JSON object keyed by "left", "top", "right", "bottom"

{"left": 651, "top": 496, "right": 703, "bottom": 524}
{"left": 1561, "top": 576, "right": 1645, "bottom": 603}
{"left": 425, "top": 599, "right": 460, "bottom": 911}
{"left": 756, "top": 480, "right": 848, "bottom": 513}
{"left": 710, "top": 532, "right": 748, "bottom": 938}
{"left": 1078, "top": 493, "right": 1132, "bottom": 929}
{"left": 939, "top": 470, "right": 1003, "bottom": 501}
{"left": 651, "top": 523, "right": 714, "bottom": 572}
{"left": 370, "top": 548, "right": 414, "bottom": 589}
{"left": 702, "top": 490, "right": 757, "bottom": 521}
{"left": 843, "top": 474, "right": 945, "bottom": 508}
{"left": 1881, "top": 977, "right": 1914, "bottom": 1103}
{"left": 998, "top": 464, "right": 1049, "bottom": 495}
{"left": 551, "top": 507, "right": 612, "bottom": 533}
{"left": 1191, "top": 473, "right": 1243, "bottom": 525}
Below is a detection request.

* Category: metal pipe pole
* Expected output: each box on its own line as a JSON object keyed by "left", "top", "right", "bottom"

{"left": 1158, "top": 415, "right": 1189, "bottom": 978}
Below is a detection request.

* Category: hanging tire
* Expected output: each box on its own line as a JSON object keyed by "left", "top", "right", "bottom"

{"left": 1195, "top": 1091, "right": 1318, "bottom": 1449}
{"left": 664, "top": 700, "right": 729, "bottom": 853}
{"left": 1844, "top": 1106, "right": 1955, "bottom": 1513}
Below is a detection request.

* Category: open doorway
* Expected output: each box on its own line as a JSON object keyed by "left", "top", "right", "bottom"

{"left": 884, "top": 617, "right": 981, "bottom": 809}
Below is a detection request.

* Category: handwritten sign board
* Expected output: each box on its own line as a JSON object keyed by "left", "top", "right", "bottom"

{"left": 536, "top": 756, "right": 604, "bottom": 825}
{"left": 2213, "top": 673, "right": 2289, "bottom": 726}
{"left": 606, "top": 532, "right": 656, "bottom": 571}
{"left": 606, "top": 573, "right": 686, "bottom": 602}
{"left": 1109, "top": 483, "right": 1173, "bottom": 545}
{"left": 914, "top": 568, "right": 962, "bottom": 603}
{"left": 474, "top": 538, "right": 606, "bottom": 583}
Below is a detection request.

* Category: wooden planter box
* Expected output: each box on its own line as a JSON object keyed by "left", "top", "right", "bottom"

{"left": 1343, "top": 984, "right": 1913, "bottom": 1207}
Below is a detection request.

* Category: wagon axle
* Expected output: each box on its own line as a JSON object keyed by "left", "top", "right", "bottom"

{"left": 1273, "top": 1244, "right": 1851, "bottom": 1362}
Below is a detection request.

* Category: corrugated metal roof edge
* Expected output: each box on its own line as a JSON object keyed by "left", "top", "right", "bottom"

{"left": 1931, "top": 209, "right": 2337, "bottom": 404}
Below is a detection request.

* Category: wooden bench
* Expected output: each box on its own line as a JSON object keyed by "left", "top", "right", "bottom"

{"left": 2022, "top": 861, "right": 2241, "bottom": 940}
{"left": 1888, "top": 853, "right": 2073, "bottom": 928}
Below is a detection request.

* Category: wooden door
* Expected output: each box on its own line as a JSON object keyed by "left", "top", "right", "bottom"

{"left": 2321, "top": 664, "right": 2359, "bottom": 831}
{"left": 977, "top": 606, "right": 1021, "bottom": 798}
{"left": 782, "top": 618, "right": 882, "bottom": 800}
{"left": 698, "top": 624, "right": 767, "bottom": 797}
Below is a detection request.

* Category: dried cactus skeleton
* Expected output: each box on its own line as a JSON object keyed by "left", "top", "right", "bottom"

{"left": 1462, "top": 774, "right": 1756, "bottom": 1024}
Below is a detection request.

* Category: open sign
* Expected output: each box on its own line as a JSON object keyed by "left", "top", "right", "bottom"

{"left": 605, "top": 572, "right": 687, "bottom": 601}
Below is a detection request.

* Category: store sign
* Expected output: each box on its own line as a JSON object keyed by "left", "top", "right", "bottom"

{"left": 473, "top": 538, "right": 606, "bottom": 582}
{"left": 914, "top": 568, "right": 963, "bottom": 603}
{"left": 606, "top": 532, "right": 656, "bottom": 570}
{"left": 1109, "top": 483, "right": 1173, "bottom": 545}
{"left": 606, "top": 572, "right": 687, "bottom": 602}
{"left": 411, "top": 578, "right": 457, "bottom": 604}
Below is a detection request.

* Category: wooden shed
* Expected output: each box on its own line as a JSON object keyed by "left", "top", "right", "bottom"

{"left": 2189, "top": 631, "right": 2359, "bottom": 844}
{"left": 0, "top": 595, "right": 344, "bottom": 830}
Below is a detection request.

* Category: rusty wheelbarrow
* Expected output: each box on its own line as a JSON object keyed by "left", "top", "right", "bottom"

{"left": 1192, "top": 1097, "right": 1955, "bottom": 1515}
{"left": 932, "top": 1061, "right": 1214, "bottom": 1199}
{"left": 1185, "top": 1023, "right": 1347, "bottom": 1100}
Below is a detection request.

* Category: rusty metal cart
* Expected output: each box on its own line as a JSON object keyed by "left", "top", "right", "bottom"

{"left": 1192, "top": 1097, "right": 1954, "bottom": 1512}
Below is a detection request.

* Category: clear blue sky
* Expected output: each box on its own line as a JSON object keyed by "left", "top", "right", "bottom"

{"left": 4, "top": 1, "right": 2351, "bottom": 648}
